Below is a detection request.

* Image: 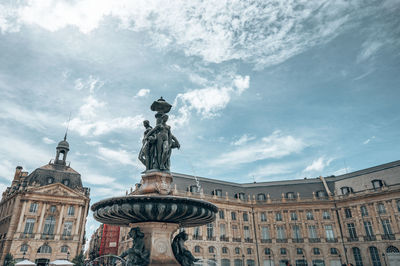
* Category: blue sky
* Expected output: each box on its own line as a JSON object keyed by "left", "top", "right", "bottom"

{"left": 0, "top": 0, "right": 399, "bottom": 240}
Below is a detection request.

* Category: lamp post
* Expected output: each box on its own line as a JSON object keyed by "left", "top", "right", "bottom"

{"left": 242, "top": 254, "right": 245, "bottom": 266}
{"left": 302, "top": 255, "right": 305, "bottom": 266}
{"left": 67, "top": 251, "right": 70, "bottom": 261}
{"left": 22, "top": 251, "right": 26, "bottom": 260}
{"left": 339, "top": 254, "right": 342, "bottom": 264}
{"left": 382, "top": 253, "right": 387, "bottom": 266}
{"left": 268, "top": 255, "right": 271, "bottom": 266}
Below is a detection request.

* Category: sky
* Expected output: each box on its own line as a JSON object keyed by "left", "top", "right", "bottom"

{"left": 0, "top": 0, "right": 399, "bottom": 244}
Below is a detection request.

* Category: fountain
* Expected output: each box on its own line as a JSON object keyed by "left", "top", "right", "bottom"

{"left": 91, "top": 97, "right": 218, "bottom": 266}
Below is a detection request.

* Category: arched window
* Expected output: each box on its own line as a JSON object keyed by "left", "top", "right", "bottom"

{"left": 61, "top": 245, "right": 69, "bottom": 253}
{"left": 330, "top": 248, "right": 338, "bottom": 255}
{"left": 386, "top": 246, "right": 400, "bottom": 253}
{"left": 313, "top": 248, "right": 320, "bottom": 255}
{"left": 369, "top": 246, "right": 381, "bottom": 266}
{"left": 20, "top": 244, "right": 29, "bottom": 252}
{"left": 212, "top": 189, "right": 222, "bottom": 196}
{"left": 208, "top": 246, "right": 215, "bottom": 253}
{"left": 221, "top": 259, "right": 231, "bottom": 266}
{"left": 234, "top": 259, "right": 243, "bottom": 266}
{"left": 264, "top": 248, "right": 271, "bottom": 255}
{"left": 257, "top": 193, "right": 266, "bottom": 201}
{"left": 234, "top": 193, "right": 245, "bottom": 200}
{"left": 47, "top": 177, "right": 54, "bottom": 184}
{"left": 37, "top": 245, "right": 52, "bottom": 253}
{"left": 352, "top": 247, "right": 363, "bottom": 266}
{"left": 280, "top": 248, "right": 287, "bottom": 255}
{"left": 194, "top": 246, "right": 201, "bottom": 253}
{"left": 286, "top": 192, "right": 295, "bottom": 199}
{"left": 62, "top": 179, "right": 70, "bottom": 186}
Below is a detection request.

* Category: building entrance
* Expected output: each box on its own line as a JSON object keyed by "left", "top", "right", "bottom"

{"left": 35, "top": 258, "right": 50, "bottom": 266}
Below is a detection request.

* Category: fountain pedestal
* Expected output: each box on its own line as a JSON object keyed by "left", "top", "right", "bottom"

{"left": 131, "top": 222, "right": 180, "bottom": 266}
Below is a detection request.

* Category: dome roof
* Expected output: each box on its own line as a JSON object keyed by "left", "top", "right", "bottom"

{"left": 57, "top": 139, "right": 69, "bottom": 149}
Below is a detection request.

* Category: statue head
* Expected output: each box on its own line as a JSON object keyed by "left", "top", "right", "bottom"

{"left": 162, "top": 114, "right": 169, "bottom": 123}
{"left": 143, "top": 120, "right": 150, "bottom": 127}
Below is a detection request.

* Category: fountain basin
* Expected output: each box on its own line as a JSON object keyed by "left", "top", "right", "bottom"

{"left": 91, "top": 195, "right": 218, "bottom": 227}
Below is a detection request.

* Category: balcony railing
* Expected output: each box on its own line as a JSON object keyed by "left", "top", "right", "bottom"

{"left": 309, "top": 238, "right": 321, "bottom": 243}
{"left": 261, "top": 239, "right": 272, "bottom": 243}
{"left": 244, "top": 238, "right": 253, "bottom": 243}
{"left": 382, "top": 234, "right": 395, "bottom": 240}
{"left": 206, "top": 236, "right": 216, "bottom": 241}
{"left": 325, "top": 238, "right": 338, "bottom": 243}
{"left": 220, "top": 236, "right": 229, "bottom": 242}
{"left": 292, "top": 238, "right": 304, "bottom": 243}
{"left": 192, "top": 235, "right": 202, "bottom": 240}
{"left": 41, "top": 234, "right": 55, "bottom": 240}
{"left": 347, "top": 237, "right": 359, "bottom": 242}
{"left": 20, "top": 233, "right": 34, "bottom": 239}
{"left": 277, "top": 239, "right": 288, "bottom": 243}
{"left": 232, "top": 237, "right": 241, "bottom": 242}
{"left": 363, "top": 235, "right": 376, "bottom": 241}
{"left": 61, "top": 235, "right": 73, "bottom": 240}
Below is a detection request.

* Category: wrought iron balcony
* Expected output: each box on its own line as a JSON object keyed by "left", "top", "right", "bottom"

{"left": 347, "top": 237, "right": 359, "bottom": 242}
{"left": 192, "top": 235, "right": 202, "bottom": 240}
{"left": 363, "top": 235, "right": 376, "bottom": 241}
{"left": 232, "top": 237, "right": 241, "bottom": 242}
{"left": 206, "top": 236, "right": 216, "bottom": 241}
{"left": 308, "top": 238, "right": 321, "bottom": 243}
{"left": 292, "top": 238, "right": 304, "bottom": 243}
{"left": 261, "top": 239, "right": 272, "bottom": 243}
{"left": 277, "top": 239, "right": 288, "bottom": 243}
{"left": 244, "top": 238, "right": 253, "bottom": 243}
{"left": 325, "top": 238, "right": 338, "bottom": 243}
{"left": 220, "top": 236, "right": 229, "bottom": 242}
{"left": 382, "top": 234, "right": 395, "bottom": 240}
{"left": 41, "top": 234, "right": 55, "bottom": 240}
{"left": 20, "top": 233, "right": 34, "bottom": 239}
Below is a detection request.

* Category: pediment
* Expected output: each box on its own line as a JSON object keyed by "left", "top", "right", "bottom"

{"left": 28, "top": 183, "right": 85, "bottom": 198}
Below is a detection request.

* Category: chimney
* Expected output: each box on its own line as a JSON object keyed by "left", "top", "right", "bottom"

{"left": 13, "top": 166, "right": 23, "bottom": 181}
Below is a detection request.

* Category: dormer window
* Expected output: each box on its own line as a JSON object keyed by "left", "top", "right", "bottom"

{"left": 235, "top": 193, "right": 245, "bottom": 200}
{"left": 47, "top": 177, "right": 54, "bottom": 184}
{"left": 212, "top": 189, "right": 222, "bottom": 197}
{"left": 316, "top": 190, "right": 327, "bottom": 198}
{"left": 257, "top": 193, "right": 266, "bottom": 201}
{"left": 341, "top": 186, "right": 353, "bottom": 195}
{"left": 372, "top": 179, "right": 384, "bottom": 189}
{"left": 286, "top": 192, "right": 295, "bottom": 199}
{"left": 189, "top": 185, "right": 199, "bottom": 193}
{"left": 62, "top": 179, "right": 70, "bottom": 186}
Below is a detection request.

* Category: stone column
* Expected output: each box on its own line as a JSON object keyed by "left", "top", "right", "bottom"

{"left": 73, "top": 205, "right": 82, "bottom": 240}
{"left": 16, "top": 200, "right": 27, "bottom": 233}
{"left": 55, "top": 205, "right": 65, "bottom": 240}
{"left": 35, "top": 203, "right": 47, "bottom": 239}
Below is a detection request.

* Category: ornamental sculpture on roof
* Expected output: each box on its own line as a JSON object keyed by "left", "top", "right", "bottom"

{"left": 138, "top": 97, "right": 180, "bottom": 172}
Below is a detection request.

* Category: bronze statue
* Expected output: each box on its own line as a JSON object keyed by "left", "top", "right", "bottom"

{"left": 120, "top": 227, "right": 150, "bottom": 266}
{"left": 139, "top": 98, "right": 180, "bottom": 172}
{"left": 172, "top": 230, "right": 199, "bottom": 266}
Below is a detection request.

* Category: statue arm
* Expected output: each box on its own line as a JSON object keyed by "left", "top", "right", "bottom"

{"left": 171, "top": 134, "right": 180, "bottom": 149}
{"left": 144, "top": 125, "right": 159, "bottom": 140}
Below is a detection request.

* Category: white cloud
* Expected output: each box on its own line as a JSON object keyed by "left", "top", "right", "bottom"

{"left": 85, "top": 141, "right": 102, "bottom": 146}
{"left": 231, "top": 134, "right": 256, "bottom": 146}
{"left": 42, "top": 137, "right": 55, "bottom": 144}
{"left": 0, "top": 160, "right": 14, "bottom": 181}
{"left": 97, "top": 146, "right": 138, "bottom": 167}
{"left": 135, "top": 89, "right": 150, "bottom": 97}
{"left": 69, "top": 95, "right": 144, "bottom": 136}
{"left": 304, "top": 157, "right": 333, "bottom": 172}
{"left": 174, "top": 75, "right": 250, "bottom": 119}
{"left": 333, "top": 167, "right": 349, "bottom": 176}
{"left": 249, "top": 163, "right": 295, "bottom": 180}
{"left": 363, "top": 136, "right": 375, "bottom": 145}
{"left": 213, "top": 130, "right": 306, "bottom": 166}
{"left": 0, "top": 1, "right": 377, "bottom": 68}
{"left": 74, "top": 75, "right": 104, "bottom": 93}
{"left": 357, "top": 41, "right": 383, "bottom": 62}
{"left": 83, "top": 174, "right": 115, "bottom": 185}
{"left": 0, "top": 182, "right": 8, "bottom": 194}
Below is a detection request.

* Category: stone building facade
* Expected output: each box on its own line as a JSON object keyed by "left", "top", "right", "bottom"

{"left": 0, "top": 136, "right": 90, "bottom": 265}
{"left": 118, "top": 160, "right": 400, "bottom": 266}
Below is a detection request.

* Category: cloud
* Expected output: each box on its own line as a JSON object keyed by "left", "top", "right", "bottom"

{"left": 135, "top": 89, "right": 150, "bottom": 97}
{"left": 332, "top": 167, "right": 349, "bottom": 176}
{"left": 0, "top": 1, "right": 381, "bottom": 69}
{"left": 83, "top": 174, "right": 115, "bottom": 185}
{"left": 42, "top": 137, "right": 56, "bottom": 144}
{"left": 173, "top": 75, "right": 250, "bottom": 120}
{"left": 97, "top": 146, "right": 138, "bottom": 167}
{"left": 74, "top": 75, "right": 104, "bottom": 93}
{"left": 363, "top": 136, "right": 375, "bottom": 145}
{"left": 0, "top": 182, "right": 8, "bottom": 194}
{"left": 85, "top": 141, "right": 102, "bottom": 146}
{"left": 69, "top": 95, "right": 144, "bottom": 136}
{"left": 249, "top": 163, "right": 295, "bottom": 180}
{"left": 0, "top": 160, "right": 14, "bottom": 181}
{"left": 231, "top": 134, "right": 256, "bottom": 146}
{"left": 213, "top": 130, "right": 306, "bottom": 166}
{"left": 304, "top": 157, "right": 333, "bottom": 172}
{"left": 357, "top": 41, "right": 383, "bottom": 62}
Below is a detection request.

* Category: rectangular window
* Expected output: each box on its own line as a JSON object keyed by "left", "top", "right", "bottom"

{"left": 231, "top": 212, "right": 237, "bottom": 220}
{"left": 276, "top": 212, "right": 282, "bottom": 221}
{"left": 43, "top": 216, "right": 56, "bottom": 235}
{"left": 243, "top": 212, "right": 248, "bottom": 221}
{"left": 29, "top": 203, "right": 38, "bottom": 213}
{"left": 308, "top": 225, "right": 318, "bottom": 239}
{"left": 360, "top": 206, "right": 368, "bottom": 217}
{"left": 207, "top": 223, "right": 214, "bottom": 239}
{"left": 193, "top": 227, "right": 200, "bottom": 238}
{"left": 277, "top": 226, "right": 286, "bottom": 240}
{"left": 306, "top": 211, "right": 314, "bottom": 220}
{"left": 62, "top": 221, "right": 73, "bottom": 236}
{"left": 24, "top": 218, "right": 35, "bottom": 234}
{"left": 260, "top": 212, "right": 267, "bottom": 222}
{"left": 67, "top": 206, "right": 75, "bottom": 216}
{"left": 232, "top": 225, "right": 238, "bottom": 237}
{"left": 322, "top": 210, "right": 331, "bottom": 219}
{"left": 290, "top": 212, "right": 298, "bottom": 221}
{"left": 292, "top": 225, "right": 301, "bottom": 239}
{"left": 382, "top": 219, "right": 393, "bottom": 235}
{"left": 364, "top": 221, "right": 374, "bottom": 237}
{"left": 325, "top": 225, "right": 335, "bottom": 240}
{"left": 377, "top": 203, "right": 386, "bottom": 214}
{"left": 244, "top": 226, "right": 250, "bottom": 239}
{"left": 219, "top": 224, "right": 226, "bottom": 237}
{"left": 345, "top": 208, "right": 352, "bottom": 218}
{"left": 261, "top": 226, "right": 270, "bottom": 240}
{"left": 347, "top": 223, "right": 357, "bottom": 239}
{"left": 219, "top": 210, "right": 225, "bottom": 219}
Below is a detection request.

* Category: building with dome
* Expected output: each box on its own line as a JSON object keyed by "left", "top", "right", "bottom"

{"left": 0, "top": 135, "right": 90, "bottom": 266}
{"left": 118, "top": 160, "right": 400, "bottom": 266}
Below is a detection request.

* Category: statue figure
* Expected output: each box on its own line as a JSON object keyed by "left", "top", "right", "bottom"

{"left": 120, "top": 227, "right": 150, "bottom": 266}
{"left": 138, "top": 120, "right": 155, "bottom": 170}
{"left": 172, "top": 230, "right": 199, "bottom": 266}
{"left": 144, "top": 114, "right": 180, "bottom": 171}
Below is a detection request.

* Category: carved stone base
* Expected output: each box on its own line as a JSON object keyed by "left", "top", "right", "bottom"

{"left": 131, "top": 222, "right": 180, "bottom": 266}
{"left": 139, "top": 171, "right": 173, "bottom": 195}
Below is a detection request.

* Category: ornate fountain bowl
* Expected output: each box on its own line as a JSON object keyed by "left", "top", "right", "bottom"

{"left": 91, "top": 195, "right": 218, "bottom": 227}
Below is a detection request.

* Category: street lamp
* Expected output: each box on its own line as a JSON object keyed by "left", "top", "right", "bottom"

{"left": 22, "top": 251, "right": 26, "bottom": 260}
{"left": 302, "top": 255, "right": 305, "bottom": 266}
{"left": 242, "top": 254, "right": 245, "bottom": 266}
{"left": 268, "top": 255, "right": 271, "bottom": 266}
{"left": 339, "top": 254, "right": 342, "bottom": 264}
{"left": 382, "top": 253, "right": 387, "bottom": 266}
{"left": 67, "top": 251, "right": 70, "bottom": 261}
